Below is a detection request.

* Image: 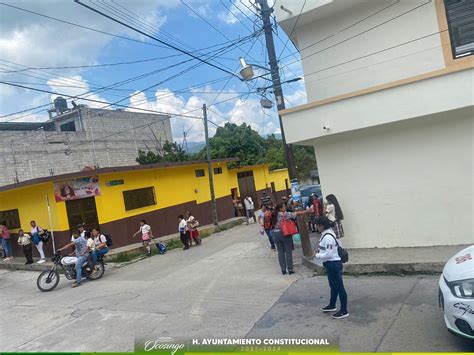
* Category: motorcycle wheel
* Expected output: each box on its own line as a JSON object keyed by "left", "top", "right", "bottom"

{"left": 37, "top": 270, "right": 60, "bottom": 292}
{"left": 86, "top": 262, "right": 104, "bottom": 280}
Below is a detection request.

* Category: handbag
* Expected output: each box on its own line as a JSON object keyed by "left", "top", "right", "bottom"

{"left": 280, "top": 219, "right": 298, "bottom": 237}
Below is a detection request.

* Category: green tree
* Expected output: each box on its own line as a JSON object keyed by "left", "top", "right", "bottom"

{"left": 136, "top": 141, "right": 189, "bottom": 164}
{"left": 197, "top": 123, "right": 266, "bottom": 167}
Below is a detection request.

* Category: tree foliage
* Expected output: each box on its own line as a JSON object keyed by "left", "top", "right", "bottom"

{"left": 136, "top": 124, "right": 317, "bottom": 182}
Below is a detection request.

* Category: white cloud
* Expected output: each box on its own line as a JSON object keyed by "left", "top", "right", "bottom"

{"left": 217, "top": 0, "right": 257, "bottom": 25}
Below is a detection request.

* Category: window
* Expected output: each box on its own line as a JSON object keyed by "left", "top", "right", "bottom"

{"left": 60, "top": 121, "right": 76, "bottom": 132}
{"left": 271, "top": 182, "right": 276, "bottom": 193}
{"left": 123, "top": 187, "right": 156, "bottom": 211}
{"left": 444, "top": 0, "right": 474, "bottom": 58}
{"left": 195, "top": 169, "right": 205, "bottom": 177}
{"left": 213, "top": 167, "right": 223, "bottom": 175}
{"left": 0, "top": 209, "right": 21, "bottom": 229}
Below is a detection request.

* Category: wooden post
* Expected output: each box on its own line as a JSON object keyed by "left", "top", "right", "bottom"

{"left": 297, "top": 214, "right": 312, "bottom": 257}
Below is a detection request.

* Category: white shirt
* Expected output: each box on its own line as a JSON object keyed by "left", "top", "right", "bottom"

{"left": 257, "top": 210, "right": 265, "bottom": 225}
{"left": 140, "top": 224, "right": 151, "bottom": 235}
{"left": 31, "top": 226, "right": 42, "bottom": 235}
{"left": 325, "top": 204, "right": 336, "bottom": 222}
{"left": 178, "top": 219, "right": 187, "bottom": 233}
{"left": 244, "top": 197, "right": 254, "bottom": 210}
{"left": 94, "top": 234, "right": 107, "bottom": 246}
{"left": 315, "top": 228, "right": 341, "bottom": 262}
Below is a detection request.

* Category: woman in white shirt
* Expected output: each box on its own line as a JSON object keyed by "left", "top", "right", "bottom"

{"left": 133, "top": 219, "right": 152, "bottom": 255}
{"left": 29, "top": 220, "right": 46, "bottom": 263}
{"left": 311, "top": 216, "right": 348, "bottom": 319}
{"left": 325, "top": 194, "right": 344, "bottom": 240}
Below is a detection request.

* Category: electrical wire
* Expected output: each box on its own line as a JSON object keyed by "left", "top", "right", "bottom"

{"left": 74, "top": 0, "right": 240, "bottom": 78}
{"left": 277, "top": 0, "right": 306, "bottom": 60}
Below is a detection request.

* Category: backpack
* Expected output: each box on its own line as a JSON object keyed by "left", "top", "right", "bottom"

{"left": 40, "top": 229, "right": 50, "bottom": 243}
{"left": 324, "top": 233, "right": 349, "bottom": 264}
{"left": 104, "top": 234, "right": 113, "bottom": 247}
{"left": 264, "top": 212, "right": 273, "bottom": 229}
{"left": 156, "top": 242, "right": 167, "bottom": 254}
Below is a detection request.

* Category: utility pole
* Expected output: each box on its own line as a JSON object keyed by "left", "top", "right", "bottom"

{"left": 203, "top": 104, "right": 219, "bottom": 227}
{"left": 256, "top": 0, "right": 297, "bottom": 180}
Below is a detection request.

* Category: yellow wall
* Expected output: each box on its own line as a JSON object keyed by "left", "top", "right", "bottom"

{"left": 0, "top": 163, "right": 289, "bottom": 233}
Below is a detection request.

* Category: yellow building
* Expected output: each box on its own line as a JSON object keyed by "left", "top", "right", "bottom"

{"left": 0, "top": 159, "right": 289, "bottom": 256}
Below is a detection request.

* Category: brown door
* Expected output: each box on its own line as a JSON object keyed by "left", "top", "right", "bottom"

{"left": 237, "top": 171, "right": 257, "bottom": 206}
{"left": 66, "top": 197, "right": 99, "bottom": 232}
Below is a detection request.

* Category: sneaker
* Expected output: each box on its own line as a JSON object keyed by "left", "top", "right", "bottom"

{"left": 271, "top": 246, "right": 276, "bottom": 250}
{"left": 288, "top": 270, "right": 295, "bottom": 275}
{"left": 332, "top": 310, "right": 349, "bottom": 319}
{"left": 322, "top": 305, "right": 337, "bottom": 312}
{"left": 72, "top": 282, "right": 81, "bottom": 288}
{"left": 37, "top": 259, "right": 46, "bottom": 264}
{"left": 281, "top": 271, "right": 287, "bottom": 275}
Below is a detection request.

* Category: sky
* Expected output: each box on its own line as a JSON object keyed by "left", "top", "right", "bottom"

{"left": 0, "top": 0, "right": 307, "bottom": 143}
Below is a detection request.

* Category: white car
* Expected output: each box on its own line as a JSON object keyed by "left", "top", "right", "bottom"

{"left": 439, "top": 245, "right": 474, "bottom": 340}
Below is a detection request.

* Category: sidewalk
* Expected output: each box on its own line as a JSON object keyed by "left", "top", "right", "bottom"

{"left": 303, "top": 232, "right": 470, "bottom": 274}
{"left": 0, "top": 217, "right": 245, "bottom": 272}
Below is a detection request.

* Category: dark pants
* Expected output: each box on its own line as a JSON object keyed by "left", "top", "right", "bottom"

{"left": 273, "top": 230, "right": 293, "bottom": 273}
{"left": 23, "top": 244, "right": 33, "bottom": 264}
{"left": 324, "top": 261, "right": 348, "bottom": 313}
{"left": 264, "top": 229, "right": 275, "bottom": 248}
{"left": 180, "top": 232, "right": 189, "bottom": 249}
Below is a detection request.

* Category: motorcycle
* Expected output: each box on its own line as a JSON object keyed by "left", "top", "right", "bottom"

{"left": 37, "top": 251, "right": 105, "bottom": 292}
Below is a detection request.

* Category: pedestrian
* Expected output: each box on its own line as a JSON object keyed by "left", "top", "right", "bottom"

{"left": 261, "top": 205, "right": 276, "bottom": 250}
{"left": 184, "top": 211, "right": 193, "bottom": 246}
{"left": 90, "top": 227, "right": 109, "bottom": 269}
{"left": 188, "top": 216, "right": 201, "bottom": 245}
{"left": 271, "top": 203, "right": 309, "bottom": 275}
{"left": 232, "top": 196, "right": 240, "bottom": 217}
{"left": 178, "top": 215, "right": 189, "bottom": 250}
{"left": 57, "top": 231, "right": 89, "bottom": 288}
{"left": 325, "top": 194, "right": 344, "bottom": 240}
{"left": 30, "top": 220, "right": 46, "bottom": 263}
{"left": 0, "top": 222, "right": 12, "bottom": 261}
{"left": 132, "top": 219, "right": 152, "bottom": 255}
{"left": 257, "top": 205, "right": 266, "bottom": 235}
{"left": 311, "top": 216, "right": 349, "bottom": 319}
{"left": 260, "top": 191, "right": 272, "bottom": 208}
{"left": 312, "top": 193, "right": 322, "bottom": 217}
{"left": 244, "top": 195, "right": 256, "bottom": 225}
{"left": 17, "top": 229, "right": 33, "bottom": 265}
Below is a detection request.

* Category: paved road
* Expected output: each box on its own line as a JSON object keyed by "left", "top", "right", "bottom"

{"left": 0, "top": 223, "right": 472, "bottom": 352}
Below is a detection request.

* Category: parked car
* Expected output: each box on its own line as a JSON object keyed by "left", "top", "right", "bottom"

{"left": 300, "top": 184, "right": 322, "bottom": 208}
{"left": 438, "top": 245, "right": 474, "bottom": 340}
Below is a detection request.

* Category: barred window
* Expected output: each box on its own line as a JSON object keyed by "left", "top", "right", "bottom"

{"left": 444, "top": 0, "right": 474, "bottom": 58}
{"left": 0, "top": 209, "right": 21, "bottom": 229}
{"left": 123, "top": 187, "right": 156, "bottom": 211}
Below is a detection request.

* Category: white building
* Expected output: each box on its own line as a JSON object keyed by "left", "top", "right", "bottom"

{"left": 0, "top": 102, "right": 172, "bottom": 186}
{"left": 275, "top": 0, "right": 473, "bottom": 248}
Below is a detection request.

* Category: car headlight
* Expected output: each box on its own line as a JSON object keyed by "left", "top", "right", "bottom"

{"left": 446, "top": 277, "right": 474, "bottom": 298}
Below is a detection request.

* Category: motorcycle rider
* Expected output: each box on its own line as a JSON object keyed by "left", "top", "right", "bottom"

{"left": 57, "top": 230, "right": 89, "bottom": 288}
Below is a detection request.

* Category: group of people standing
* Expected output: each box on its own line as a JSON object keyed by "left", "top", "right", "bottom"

{"left": 178, "top": 212, "right": 201, "bottom": 250}
{"left": 0, "top": 220, "right": 48, "bottom": 264}
{"left": 255, "top": 192, "right": 349, "bottom": 319}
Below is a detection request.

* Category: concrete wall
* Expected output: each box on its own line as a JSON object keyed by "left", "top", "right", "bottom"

{"left": 277, "top": 0, "right": 446, "bottom": 102}
{"left": 0, "top": 108, "right": 172, "bottom": 186}
{"left": 313, "top": 109, "right": 473, "bottom": 248}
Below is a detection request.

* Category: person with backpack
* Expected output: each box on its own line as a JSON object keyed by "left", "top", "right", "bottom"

{"left": 311, "top": 216, "right": 349, "bottom": 319}
{"left": 30, "top": 220, "right": 46, "bottom": 263}
{"left": 91, "top": 227, "right": 109, "bottom": 266}
{"left": 0, "top": 222, "right": 12, "bottom": 261}
{"left": 259, "top": 205, "right": 275, "bottom": 250}
{"left": 325, "top": 194, "right": 344, "bottom": 240}
{"left": 133, "top": 220, "right": 152, "bottom": 255}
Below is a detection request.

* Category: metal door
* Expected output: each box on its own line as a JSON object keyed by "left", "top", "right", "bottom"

{"left": 237, "top": 171, "right": 257, "bottom": 206}
{"left": 65, "top": 197, "right": 99, "bottom": 232}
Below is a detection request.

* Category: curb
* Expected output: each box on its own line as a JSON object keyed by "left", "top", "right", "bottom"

{"left": 0, "top": 218, "right": 245, "bottom": 272}
{"left": 302, "top": 256, "right": 444, "bottom": 275}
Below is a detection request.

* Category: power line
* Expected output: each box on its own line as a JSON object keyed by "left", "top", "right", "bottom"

{"left": 279, "top": 0, "right": 430, "bottom": 68}
{"left": 74, "top": 0, "right": 240, "bottom": 78}
{"left": 277, "top": 0, "right": 306, "bottom": 60}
